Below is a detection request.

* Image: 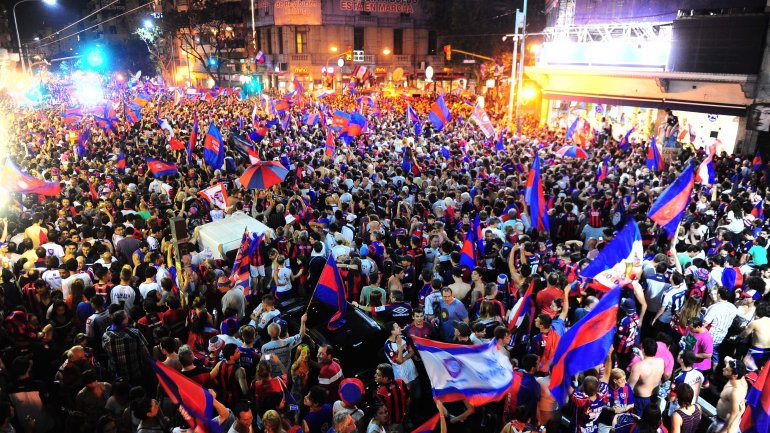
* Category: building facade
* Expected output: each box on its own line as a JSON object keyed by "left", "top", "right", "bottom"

{"left": 175, "top": 0, "right": 444, "bottom": 90}
{"left": 531, "top": 0, "right": 769, "bottom": 154}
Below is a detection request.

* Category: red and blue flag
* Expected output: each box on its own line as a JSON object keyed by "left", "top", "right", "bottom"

{"left": 647, "top": 162, "right": 694, "bottom": 239}
{"left": 549, "top": 286, "right": 621, "bottom": 404}
{"left": 459, "top": 229, "right": 476, "bottom": 269}
{"left": 1, "top": 160, "right": 61, "bottom": 196}
{"left": 618, "top": 127, "right": 634, "bottom": 152}
{"left": 508, "top": 279, "right": 535, "bottom": 331}
{"left": 753, "top": 151, "right": 764, "bottom": 171}
{"left": 325, "top": 131, "right": 336, "bottom": 157}
{"left": 150, "top": 359, "right": 222, "bottom": 433}
{"left": 525, "top": 154, "right": 549, "bottom": 232}
{"left": 304, "top": 112, "right": 320, "bottom": 127}
{"left": 495, "top": 130, "right": 505, "bottom": 152}
{"left": 249, "top": 127, "right": 268, "bottom": 143}
{"left": 203, "top": 122, "right": 225, "bottom": 170}
{"left": 255, "top": 51, "right": 265, "bottom": 64}
{"left": 752, "top": 200, "right": 764, "bottom": 219}
{"left": 117, "top": 151, "right": 127, "bottom": 173}
{"left": 565, "top": 117, "right": 579, "bottom": 140}
{"left": 473, "top": 214, "right": 485, "bottom": 255}
{"left": 596, "top": 156, "right": 610, "bottom": 182}
{"left": 428, "top": 95, "right": 451, "bottom": 131}
{"left": 646, "top": 137, "right": 665, "bottom": 172}
{"left": 740, "top": 361, "right": 770, "bottom": 433}
{"left": 230, "top": 231, "right": 254, "bottom": 291}
{"left": 146, "top": 158, "right": 178, "bottom": 178}
{"left": 314, "top": 254, "right": 348, "bottom": 331}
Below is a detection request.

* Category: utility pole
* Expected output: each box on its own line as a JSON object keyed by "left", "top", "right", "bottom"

{"left": 506, "top": 9, "right": 523, "bottom": 129}
{"left": 515, "top": 0, "right": 528, "bottom": 133}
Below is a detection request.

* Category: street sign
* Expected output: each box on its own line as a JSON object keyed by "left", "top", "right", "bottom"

{"left": 463, "top": 59, "right": 476, "bottom": 64}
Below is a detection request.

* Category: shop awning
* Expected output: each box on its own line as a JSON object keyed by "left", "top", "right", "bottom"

{"left": 527, "top": 66, "right": 756, "bottom": 117}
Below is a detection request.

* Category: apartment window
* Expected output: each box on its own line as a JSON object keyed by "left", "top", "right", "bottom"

{"left": 353, "top": 27, "right": 364, "bottom": 51}
{"left": 256, "top": 29, "right": 262, "bottom": 52}
{"left": 277, "top": 27, "right": 284, "bottom": 54}
{"left": 296, "top": 30, "right": 307, "bottom": 54}
{"left": 266, "top": 28, "right": 272, "bottom": 54}
{"left": 427, "top": 30, "right": 437, "bottom": 55}
{"left": 393, "top": 28, "right": 403, "bottom": 55}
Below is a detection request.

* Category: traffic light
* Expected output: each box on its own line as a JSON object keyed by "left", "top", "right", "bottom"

{"left": 345, "top": 49, "right": 352, "bottom": 61}
{"left": 443, "top": 44, "right": 451, "bottom": 61}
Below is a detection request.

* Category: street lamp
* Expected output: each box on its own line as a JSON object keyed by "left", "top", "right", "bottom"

{"left": 382, "top": 48, "right": 391, "bottom": 55}
{"left": 330, "top": 46, "right": 338, "bottom": 53}
{"left": 13, "top": 0, "right": 56, "bottom": 75}
{"left": 143, "top": 19, "right": 154, "bottom": 29}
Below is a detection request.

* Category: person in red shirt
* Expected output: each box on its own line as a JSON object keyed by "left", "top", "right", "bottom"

{"left": 536, "top": 272, "right": 564, "bottom": 318}
{"left": 404, "top": 308, "right": 434, "bottom": 340}
{"left": 374, "top": 363, "right": 410, "bottom": 429}
{"left": 316, "top": 344, "right": 343, "bottom": 403}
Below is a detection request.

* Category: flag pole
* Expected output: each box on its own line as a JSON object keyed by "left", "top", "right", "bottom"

{"left": 435, "top": 399, "right": 447, "bottom": 433}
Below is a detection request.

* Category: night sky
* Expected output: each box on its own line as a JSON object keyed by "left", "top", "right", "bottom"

{"left": 4, "top": 0, "right": 86, "bottom": 41}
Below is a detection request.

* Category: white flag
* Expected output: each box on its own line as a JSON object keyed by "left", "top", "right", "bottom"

{"left": 198, "top": 183, "right": 229, "bottom": 210}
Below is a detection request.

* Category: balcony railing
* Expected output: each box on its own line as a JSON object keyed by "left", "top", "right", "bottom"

{"left": 290, "top": 53, "right": 311, "bottom": 63}
{"left": 393, "top": 54, "right": 411, "bottom": 65}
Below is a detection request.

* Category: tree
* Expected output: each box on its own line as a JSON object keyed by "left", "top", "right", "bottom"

{"left": 135, "top": 23, "right": 175, "bottom": 83}
{"left": 163, "top": 0, "right": 246, "bottom": 87}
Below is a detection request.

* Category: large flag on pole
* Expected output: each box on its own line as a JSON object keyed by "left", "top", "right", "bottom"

{"left": 314, "top": 255, "right": 347, "bottom": 331}
{"left": 549, "top": 286, "right": 621, "bottom": 405}
{"left": 412, "top": 336, "right": 513, "bottom": 406}
{"left": 229, "top": 231, "right": 254, "bottom": 291}
{"left": 203, "top": 122, "right": 225, "bottom": 170}
{"left": 647, "top": 163, "right": 695, "bottom": 239}
{"left": 580, "top": 218, "right": 643, "bottom": 291}
{"left": 525, "top": 155, "right": 549, "bottom": 232}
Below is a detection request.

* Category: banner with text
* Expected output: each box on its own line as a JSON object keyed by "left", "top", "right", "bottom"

{"left": 339, "top": 0, "right": 417, "bottom": 14}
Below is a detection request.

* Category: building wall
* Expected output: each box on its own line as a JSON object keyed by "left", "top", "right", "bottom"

{"left": 179, "top": 0, "right": 442, "bottom": 87}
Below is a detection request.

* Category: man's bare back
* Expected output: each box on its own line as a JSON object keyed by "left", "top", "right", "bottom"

{"left": 630, "top": 356, "right": 664, "bottom": 398}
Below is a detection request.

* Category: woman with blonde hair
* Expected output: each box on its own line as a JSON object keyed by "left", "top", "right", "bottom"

{"left": 673, "top": 297, "right": 701, "bottom": 339}
{"left": 262, "top": 409, "right": 288, "bottom": 433}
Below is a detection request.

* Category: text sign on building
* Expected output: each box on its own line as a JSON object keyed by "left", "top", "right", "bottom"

{"left": 340, "top": 0, "right": 417, "bottom": 14}
{"left": 274, "top": 0, "right": 322, "bottom": 25}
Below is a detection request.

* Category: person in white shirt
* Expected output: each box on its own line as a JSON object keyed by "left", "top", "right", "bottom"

{"left": 111, "top": 268, "right": 137, "bottom": 309}
{"left": 41, "top": 240, "right": 64, "bottom": 262}
{"left": 704, "top": 287, "right": 738, "bottom": 361}
{"left": 138, "top": 267, "right": 161, "bottom": 299}
{"left": 41, "top": 258, "right": 63, "bottom": 291}
{"left": 61, "top": 262, "right": 93, "bottom": 298}
{"left": 249, "top": 294, "right": 281, "bottom": 332}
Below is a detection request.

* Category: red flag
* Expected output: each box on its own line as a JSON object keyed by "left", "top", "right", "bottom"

{"left": 169, "top": 137, "right": 186, "bottom": 151}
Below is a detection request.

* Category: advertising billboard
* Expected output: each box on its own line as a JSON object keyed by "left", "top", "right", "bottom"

{"left": 254, "top": 0, "right": 322, "bottom": 25}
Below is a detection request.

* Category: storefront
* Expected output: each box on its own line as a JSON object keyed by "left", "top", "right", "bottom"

{"left": 526, "top": 66, "right": 755, "bottom": 154}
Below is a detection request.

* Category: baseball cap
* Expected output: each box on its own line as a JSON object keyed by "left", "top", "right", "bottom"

{"left": 620, "top": 298, "right": 636, "bottom": 313}
{"left": 208, "top": 336, "right": 224, "bottom": 352}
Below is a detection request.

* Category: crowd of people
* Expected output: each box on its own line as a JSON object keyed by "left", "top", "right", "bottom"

{"left": 0, "top": 74, "right": 767, "bottom": 433}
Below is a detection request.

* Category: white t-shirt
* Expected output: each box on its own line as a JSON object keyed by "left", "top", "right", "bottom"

{"left": 41, "top": 242, "right": 64, "bottom": 261}
{"left": 61, "top": 273, "right": 93, "bottom": 298}
{"left": 138, "top": 282, "right": 161, "bottom": 299}
{"left": 42, "top": 269, "right": 62, "bottom": 291}
{"left": 110, "top": 284, "right": 136, "bottom": 309}
{"left": 704, "top": 301, "right": 738, "bottom": 346}
{"left": 274, "top": 267, "right": 292, "bottom": 293}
